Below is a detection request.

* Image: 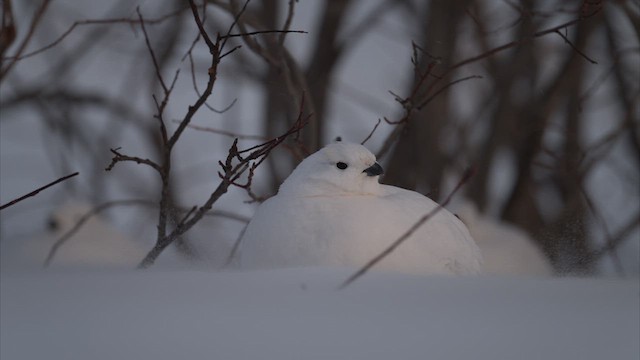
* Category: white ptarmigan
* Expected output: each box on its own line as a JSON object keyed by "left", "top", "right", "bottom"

{"left": 453, "top": 200, "right": 554, "bottom": 276}
{"left": 3, "top": 201, "right": 149, "bottom": 269}
{"left": 43, "top": 201, "right": 149, "bottom": 267}
{"left": 240, "top": 142, "right": 483, "bottom": 275}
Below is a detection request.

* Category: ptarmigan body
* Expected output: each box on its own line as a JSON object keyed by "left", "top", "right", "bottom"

{"left": 240, "top": 142, "right": 483, "bottom": 275}
{"left": 3, "top": 201, "right": 149, "bottom": 269}
{"left": 453, "top": 201, "right": 554, "bottom": 276}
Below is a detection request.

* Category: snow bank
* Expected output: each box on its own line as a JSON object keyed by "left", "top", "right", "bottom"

{"left": 1, "top": 268, "right": 637, "bottom": 360}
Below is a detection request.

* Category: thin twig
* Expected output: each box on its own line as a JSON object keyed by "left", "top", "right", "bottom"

{"left": 221, "top": 29, "right": 307, "bottom": 39}
{"left": 361, "top": 119, "right": 382, "bottom": 145}
{"left": 174, "top": 120, "right": 266, "bottom": 140}
{"left": 186, "top": 51, "right": 238, "bottom": 113}
{"left": 278, "top": 0, "right": 297, "bottom": 46}
{"left": 3, "top": 7, "right": 188, "bottom": 62}
{"left": 578, "top": 185, "right": 624, "bottom": 274}
{"left": 222, "top": 223, "right": 249, "bottom": 268}
{"left": 105, "top": 148, "right": 162, "bottom": 173}
{"left": 137, "top": 7, "right": 169, "bottom": 94}
{"left": 0, "top": 0, "right": 51, "bottom": 80}
{"left": 448, "top": 10, "right": 601, "bottom": 73}
{"left": 0, "top": 0, "right": 16, "bottom": 59}
{"left": 376, "top": 5, "right": 602, "bottom": 158}
{"left": 137, "top": 94, "right": 309, "bottom": 268}
{"left": 169, "top": 0, "right": 222, "bottom": 150}
{"left": 416, "top": 75, "right": 483, "bottom": 110}
{"left": 592, "top": 213, "right": 640, "bottom": 259}
{"left": 219, "top": 0, "right": 250, "bottom": 51}
{"left": 554, "top": 29, "right": 598, "bottom": 64}
{"left": 0, "top": 172, "right": 79, "bottom": 211}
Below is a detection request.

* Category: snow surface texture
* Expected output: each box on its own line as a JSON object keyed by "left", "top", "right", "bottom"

{"left": 240, "top": 142, "right": 482, "bottom": 275}
{"left": 452, "top": 200, "right": 554, "bottom": 276}
{"left": 1, "top": 269, "right": 637, "bottom": 360}
{"left": 1, "top": 201, "right": 148, "bottom": 269}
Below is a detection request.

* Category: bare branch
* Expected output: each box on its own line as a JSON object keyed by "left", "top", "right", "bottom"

{"left": 554, "top": 29, "right": 598, "bottom": 64}
{"left": 174, "top": 120, "right": 266, "bottom": 141}
{"left": 186, "top": 51, "right": 238, "bottom": 113}
{"left": 0, "top": 172, "right": 79, "bottom": 211}
{"left": 376, "top": 3, "right": 603, "bottom": 160}
{"left": 361, "top": 118, "right": 382, "bottom": 145}
{"left": 2, "top": 6, "right": 188, "bottom": 62}
{"left": 0, "top": 0, "right": 51, "bottom": 80}
{"left": 105, "top": 148, "right": 162, "bottom": 173}
{"left": 219, "top": 0, "right": 250, "bottom": 51}
{"left": 278, "top": 0, "right": 297, "bottom": 46}
{"left": 137, "top": 7, "right": 170, "bottom": 94}
{"left": 592, "top": 213, "right": 640, "bottom": 259}
{"left": 0, "top": 0, "right": 16, "bottom": 59}
{"left": 221, "top": 29, "right": 307, "bottom": 39}
{"left": 169, "top": 0, "right": 225, "bottom": 150}
{"left": 416, "top": 75, "right": 483, "bottom": 110}
{"left": 222, "top": 223, "right": 248, "bottom": 268}
{"left": 137, "top": 94, "right": 309, "bottom": 268}
{"left": 449, "top": 8, "right": 602, "bottom": 73}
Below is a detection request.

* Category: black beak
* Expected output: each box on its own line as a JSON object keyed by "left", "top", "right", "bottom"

{"left": 363, "top": 162, "right": 384, "bottom": 177}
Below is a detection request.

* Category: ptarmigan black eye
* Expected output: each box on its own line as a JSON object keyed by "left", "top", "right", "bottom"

{"left": 336, "top": 162, "right": 348, "bottom": 170}
{"left": 47, "top": 217, "right": 58, "bottom": 231}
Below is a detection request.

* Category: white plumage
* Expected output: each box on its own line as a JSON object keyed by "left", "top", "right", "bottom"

{"left": 44, "top": 201, "right": 148, "bottom": 267}
{"left": 2, "top": 201, "right": 149, "bottom": 269}
{"left": 240, "top": 142, "right": 483, "bottom": 275}
{"left": 453, "top": 201, "right": 554, "bottom": 276}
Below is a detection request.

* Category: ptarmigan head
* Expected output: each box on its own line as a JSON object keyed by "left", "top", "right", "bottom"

{"left": 47, "top": 201, "right": 94, "bottom": 234}
{"left": 279, "top": 142, "right": 384, "bottom": 196}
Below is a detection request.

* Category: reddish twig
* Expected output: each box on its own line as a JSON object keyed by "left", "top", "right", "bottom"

{"left": 105, "top": 148, "right": 162, "bottom": 173}
{"left": 0, "top": 172, "right": 79, "bottom": 211}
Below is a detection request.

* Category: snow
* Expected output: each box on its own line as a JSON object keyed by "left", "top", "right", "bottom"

{"left": 1, "top": 268, "right": 637, "bottom": 360}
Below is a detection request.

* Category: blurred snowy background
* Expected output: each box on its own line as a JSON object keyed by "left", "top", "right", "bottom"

{"left": 1, "top": 1, "right": 639, "bottom": 358}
